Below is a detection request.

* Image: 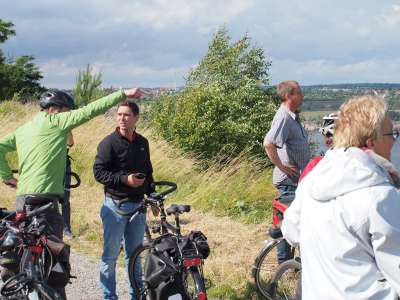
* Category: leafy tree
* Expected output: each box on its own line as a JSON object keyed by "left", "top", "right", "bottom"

{"left": 0, "top": 20, "right": 15, "bottom": 43}
{"left": 0, "top": 19, "right": 43, "bottom": 101}
{"left": 151, "top": 27, "right": 279, "bottom": 160}
{"left": 0, "top": 56, "right": 43, "bottom": 101}
{"left": 0, "top": 19, "right": 15, "bottom": 64}
{"left": 73, "top": 64, "right": 103, "bottom": 107}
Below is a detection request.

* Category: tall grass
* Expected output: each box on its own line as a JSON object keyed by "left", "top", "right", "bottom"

{"left": 0, "top": 101, "right": 277, "bottom": 299}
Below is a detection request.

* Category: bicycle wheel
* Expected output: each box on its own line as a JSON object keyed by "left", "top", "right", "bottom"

{"left": 128, "top": 244, "right": 154, "bottom": 300}
{"left": 269, "top": 259, "right": 301, "bottom": 300}
{"left": 0, "top": 272, "right": 30, "bottom": 297}
{"left": 183, "top": 266, "right": 207, "bottom": 300}
{"left": 33, "top": 282, "right": 63, "bottom": 300}
{"left": 252, "top": 239, "right": 281, "bottom": 299}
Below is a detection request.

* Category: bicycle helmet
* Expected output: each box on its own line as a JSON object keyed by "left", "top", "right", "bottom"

{"left": 39, "top": 89, "right": 75, "bottom": 110}
{"left": 319, "top": 113, "right": 338, "bottom": 137}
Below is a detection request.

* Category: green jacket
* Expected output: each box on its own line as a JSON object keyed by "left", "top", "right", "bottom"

{"left": 0, "top": 90, "right": 126, "bottom": 196}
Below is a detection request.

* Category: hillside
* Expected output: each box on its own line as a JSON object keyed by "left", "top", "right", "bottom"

{"left": 0, "top": 101, "right": 277, "bottom": 299}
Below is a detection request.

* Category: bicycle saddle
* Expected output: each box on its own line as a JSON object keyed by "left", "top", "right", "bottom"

{"left": 166, "top": 204, "right": 191, "bottom": 215}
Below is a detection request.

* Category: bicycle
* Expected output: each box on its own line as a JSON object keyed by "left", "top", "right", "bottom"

{"left": 252, "top": 194, "right": 301, "bottom": 300}
{"left": 0, "top": 199, "right": 67, "bottom": 300}
{"left": 114, "top": 181, "right": 209, "bottom": 300}
{"left": 268, "top": 257, "right": 301, "bottom": 300}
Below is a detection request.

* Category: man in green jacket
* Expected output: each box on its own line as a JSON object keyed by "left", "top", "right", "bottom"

{"left": 0, "top": 88, "right": 143, "bottom": 234}
{"left": 0, "top": 88, "right": 143, "bottom": 298}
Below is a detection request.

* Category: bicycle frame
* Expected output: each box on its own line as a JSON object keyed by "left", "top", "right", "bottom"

{"left": 118, "top": 181, "right": 208, "bottom": 300}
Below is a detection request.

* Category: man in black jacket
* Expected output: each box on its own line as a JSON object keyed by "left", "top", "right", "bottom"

{"left": 93, "top": 101, "right": 154, "bottom": 300}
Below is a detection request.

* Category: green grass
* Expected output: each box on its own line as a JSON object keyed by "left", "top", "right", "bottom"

{"left": 207, "top": 282, "right": 264, "bottom": 299}
{"left": 0, "top": 100, "right": 27, "bottom": 118}
{"left": 145, "top": 133, "right": 276, "bottom": 224}
{"left": 67, "top": 119, "right": 277, "bottom": 225}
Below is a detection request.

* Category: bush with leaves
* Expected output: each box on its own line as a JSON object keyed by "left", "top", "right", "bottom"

{"left": 151, "top": 27, "right": 279, "bottom": 159}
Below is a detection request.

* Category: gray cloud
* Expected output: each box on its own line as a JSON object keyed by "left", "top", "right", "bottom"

{"left": 1, "top": 0, "right": 399, "bottom": 88}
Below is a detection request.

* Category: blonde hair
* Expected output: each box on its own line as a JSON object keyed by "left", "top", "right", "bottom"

{"left": 277, "top": 80, "right": 299, "bottom": 102}
{"left": 333, "top": 95, "right": 387, "bottom": 148}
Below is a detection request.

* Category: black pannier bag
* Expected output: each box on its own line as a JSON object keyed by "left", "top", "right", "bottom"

{"left": 151, "top": 272, "right": 191, "bottom": 300}
{"left": 45, "top": 235, "right": 72, "bottom": 289}
{"left": 188, "top": 231, "right": 210, "bottom": 259}
{"left": 143, "top": 232, "right": 209, "bottom": 299}
{"left": 154, "top": 234, "right": 178, "bottom": 257}
{"left": 144, "top": 235, "right": 188, "bottom": 300}
{"left": 144, "top": 251, "right": 177, "bottom": 289}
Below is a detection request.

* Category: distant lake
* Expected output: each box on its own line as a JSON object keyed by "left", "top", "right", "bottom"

{"left": 310, "top": 131, "right": 400, "bottom": 170}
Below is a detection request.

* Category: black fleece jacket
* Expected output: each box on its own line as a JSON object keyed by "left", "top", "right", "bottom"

{"left": 93, "top": 130, "right": 154, "bottom": 201}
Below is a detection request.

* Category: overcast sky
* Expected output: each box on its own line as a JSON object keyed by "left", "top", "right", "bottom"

{"left": 2, "top": 0, "right": 400, "bottom": 88}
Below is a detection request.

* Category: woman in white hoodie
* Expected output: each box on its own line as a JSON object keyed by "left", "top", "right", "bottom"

{"left": 282, "top": 95, "right": 400, "bottom": 300}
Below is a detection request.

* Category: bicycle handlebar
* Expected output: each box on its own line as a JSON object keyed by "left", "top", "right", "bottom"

{"left": 11, "top": 170, "right": 81, "bottom": 189}
{"left": 0, "top": 209, "right": 15, "bottom": 220}
{"left": 67, "top": 171, "right": 81, "bottom": 189}
{"left": 152, "top": 181, "right": 177, "bottom": 197}
{"left": 26, "top": 202, "right": 53, "bottom": 219}
{"left": 114, "top": 181, "right": 177, "bottom": 217}
{"left": 1, "top": 219, "right": 20, "bottom": 234}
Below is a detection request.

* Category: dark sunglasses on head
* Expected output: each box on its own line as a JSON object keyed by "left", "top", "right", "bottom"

{"left": 383, "top": 130, "right": 400, "bottom": 140}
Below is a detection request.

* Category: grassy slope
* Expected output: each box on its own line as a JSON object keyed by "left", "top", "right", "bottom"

{"left": 0, "top": 101, "right": 277, "bottom": 299}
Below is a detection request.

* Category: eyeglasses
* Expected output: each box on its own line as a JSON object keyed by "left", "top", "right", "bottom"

{"left": 383, "top": 130, "right": 400, "bottom": 140}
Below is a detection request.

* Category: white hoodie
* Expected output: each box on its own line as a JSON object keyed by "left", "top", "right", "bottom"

{"left": 282, "top": 147, "right": 400, "bottom": 300}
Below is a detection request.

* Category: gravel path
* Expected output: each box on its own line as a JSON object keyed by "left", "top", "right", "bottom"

{"left": 66, "top": 251, "right": 131, "bottom": 300}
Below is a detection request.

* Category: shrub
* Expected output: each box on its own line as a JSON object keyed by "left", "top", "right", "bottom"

{"left": 150, "top": 27, "right": 279, "bottom": 159}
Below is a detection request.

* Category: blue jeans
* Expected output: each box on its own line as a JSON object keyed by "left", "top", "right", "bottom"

{"left": 276, "top": 180, "right": 297, "bottom": 263}
{"left": 100, "top": 198, "right": 146, "bottom": 300}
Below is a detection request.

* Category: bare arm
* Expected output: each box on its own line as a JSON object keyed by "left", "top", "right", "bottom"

{"left": 264, "top": 139, "right": 297, "bottom": 177}
{"left": 67, "top": 131, "right": 74, "bottom": 147}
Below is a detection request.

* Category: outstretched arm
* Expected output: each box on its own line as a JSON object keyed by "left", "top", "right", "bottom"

{"left": 53, "top": 88, "right": 145, "bottom": 131}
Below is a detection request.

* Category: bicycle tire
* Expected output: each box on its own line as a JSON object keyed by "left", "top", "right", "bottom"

{"left": 33, "top": 282, "right": 63, "bottom": 300}
{"left": 252, "top": 239, "right": 281, "bottom": 299}
{"left": 269, "top": 259, "right": 301, "bottom": 300}
{"left": 183, "top": 266, "right": 207, "bottom": 300}
{"left": 128, "top": 244, "right": 154, "bottom": 300}
{"left": 0, "top": 272, "right": 30, "bottom": 297}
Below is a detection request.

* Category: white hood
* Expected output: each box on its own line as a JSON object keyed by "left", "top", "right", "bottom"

{"left": 307, "top": 147, "right": 392, "bottom": 202}
{"left": 282, "top": 146, "right": 400, "bottom": 300}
